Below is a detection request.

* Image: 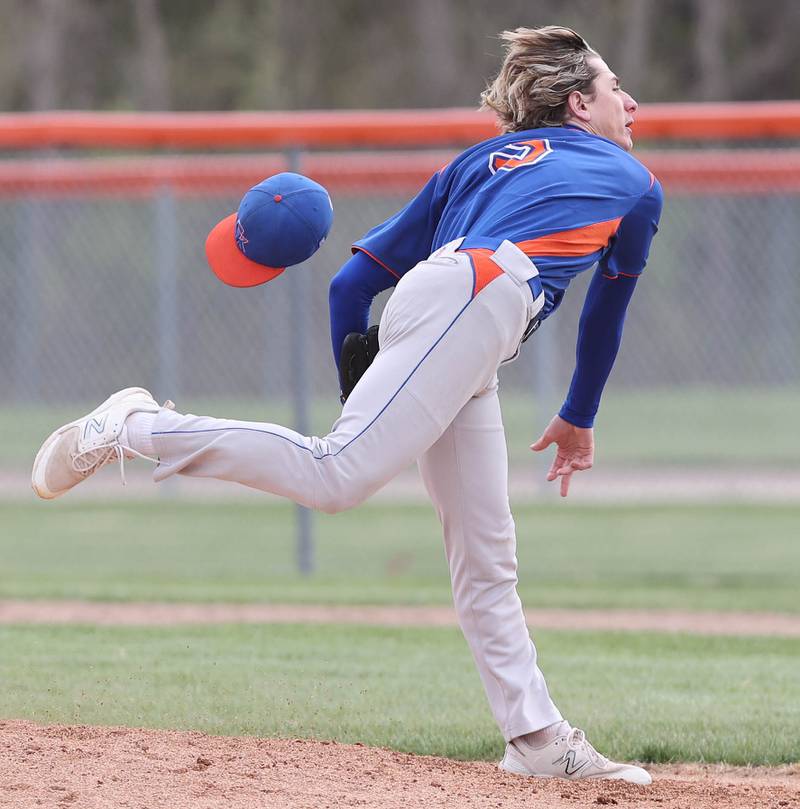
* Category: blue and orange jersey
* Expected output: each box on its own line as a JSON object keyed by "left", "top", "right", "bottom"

{"left": 353, "top": 125, "right": 663, "bottom": 318}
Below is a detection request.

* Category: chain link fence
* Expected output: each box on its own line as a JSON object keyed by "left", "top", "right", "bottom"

{"left": 1, "top": 143, "right": 799, "bottom": 501}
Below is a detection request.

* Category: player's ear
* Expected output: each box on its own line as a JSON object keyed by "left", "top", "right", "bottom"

{"left": 566, "top": 90, "right": 591, "bottom": 122}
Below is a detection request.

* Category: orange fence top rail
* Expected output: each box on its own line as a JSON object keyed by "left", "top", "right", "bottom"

{"left": 0, "top": 102, "right": 799, "bottom": 149}
{"left": 0, "top": 150, "right": 798, "bottom": 197}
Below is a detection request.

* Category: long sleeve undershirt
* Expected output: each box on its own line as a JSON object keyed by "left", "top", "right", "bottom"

{"left": 555, "top": 178, "right": 662, "bottom": 427}
{"left": 329, "top": 250, "right": 396, "bottom": 388}
{"left": 558, "top": 269, "right": 638, "bottom": 428}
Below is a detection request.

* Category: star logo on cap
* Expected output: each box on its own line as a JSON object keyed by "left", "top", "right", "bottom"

{"left": 235, "top": 218, "right": 249, "bottom": 253}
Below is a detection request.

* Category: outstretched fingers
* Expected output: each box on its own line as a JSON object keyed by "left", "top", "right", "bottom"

{"left": 556, "top": 456, "right": 593, "bottom": 476}
{"left": 554, "top": 457, "right": 592, "bottom": 497}
{"left": 531, "top": 415, "right": 595, "bottom": 497}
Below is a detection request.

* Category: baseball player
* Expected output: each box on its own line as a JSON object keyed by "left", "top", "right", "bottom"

{"left": 32, "top": 27, "right": 661, "bottom": 784}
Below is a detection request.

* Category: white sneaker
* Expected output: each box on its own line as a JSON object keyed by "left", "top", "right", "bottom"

{"left": 500, "top": 727, "right": 652, "bottom": 785}
{"left": 31, "top": 387, "right": 167, "bottom": 499}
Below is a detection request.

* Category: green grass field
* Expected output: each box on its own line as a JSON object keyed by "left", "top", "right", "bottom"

{"left": 1, "top": 624, "right": 798, "bottom": 764}
{"left": 2, "top": 498, "right": 798, "bottom": 765}
{"left": 1, "top": 500, "right": 798, "bottom": 611}
{"left": 4, "top": 386, "right": 800, "bottom": 471}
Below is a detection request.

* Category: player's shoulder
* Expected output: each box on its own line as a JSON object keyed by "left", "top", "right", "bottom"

{"left": 617, "top": 149, "right": 660, "bottom": 200}
{"left": 565, "top": 129, "right": 656, "bottom": 198}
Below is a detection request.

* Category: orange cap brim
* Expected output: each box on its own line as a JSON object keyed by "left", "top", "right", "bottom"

{"left": 204, "top": 212, "right": 285, "bottom": 288}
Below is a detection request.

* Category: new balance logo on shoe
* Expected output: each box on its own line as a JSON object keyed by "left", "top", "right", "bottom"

{"left": 83, "top": 415, "right": 108, "bottom": 439}
{"left": 555, "top": 749, "right": 590, "bottom": 777}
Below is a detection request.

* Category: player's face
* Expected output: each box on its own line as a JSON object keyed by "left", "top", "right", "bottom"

{"left": 580, "top": 57, "right": 638, "bottom": 151}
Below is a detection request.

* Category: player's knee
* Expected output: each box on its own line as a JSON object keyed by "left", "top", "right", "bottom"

{"left": 313, "top": 458, "right": 387, "bottom": 513}
{"left": 452, "top": 565, "right": 519, "bottom": 612}
{"left": 315, "top": 484, "right": 371, "bottom": 514}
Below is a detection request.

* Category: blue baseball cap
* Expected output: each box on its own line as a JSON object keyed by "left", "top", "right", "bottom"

{"left": 205, "top": 172, "right": 333, "bottom": 287}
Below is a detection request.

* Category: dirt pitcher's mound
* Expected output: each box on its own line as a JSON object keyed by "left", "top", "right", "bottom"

{"left": 1, "top": 721, "right": 798, "bottom": 809}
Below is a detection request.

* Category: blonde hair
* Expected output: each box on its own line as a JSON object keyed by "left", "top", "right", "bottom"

{"left": 481, "top": 26, "right": 600, "bottom": 132}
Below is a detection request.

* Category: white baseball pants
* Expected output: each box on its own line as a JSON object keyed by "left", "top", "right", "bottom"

{"left": 150, "top": 239, "right": 562, "bottom": 739}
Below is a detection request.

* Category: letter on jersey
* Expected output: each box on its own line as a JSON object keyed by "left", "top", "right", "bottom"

{"left": 488, "top": 139, "right": 552, "bottom": 175}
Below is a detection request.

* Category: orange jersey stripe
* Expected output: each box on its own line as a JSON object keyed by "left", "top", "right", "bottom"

{"left": 460, "top": 247, "right": 505, "bottom": 297}
{"left": 516, "top": 217, "right": 622, "bottom": 258}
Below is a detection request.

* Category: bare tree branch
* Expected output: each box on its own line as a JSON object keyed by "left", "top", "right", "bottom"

{"left": 618, "top": 0, "right": 655, "bottom": 92}
{"left": 412, "top": 0, "right": 462, "bottom": 106}
{"left": 133, "top": 0, "right": 171, "bottom": 110}
{"left": 28, "top": 0, "right": 65, "bottom": 110}
{"left": 694, "top": 0, "right": 729, "bottom": 100}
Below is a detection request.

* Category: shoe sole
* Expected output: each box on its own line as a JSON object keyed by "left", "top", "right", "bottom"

{"left": 31, "top": 387, "right": 154, "bottom": 500}
{"left": 499, "top": 761, "right": 651, "bottom": 786}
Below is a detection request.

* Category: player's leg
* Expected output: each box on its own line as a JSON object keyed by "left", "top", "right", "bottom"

{"left": 146, "top": 258, "right": 525, "bottom": 512}
{"left": 33, "top": 253, "right": 530, "bottom": 509}
{"left": 145, "top": 344, "right": 449, "bottom": 513}
{"left": 417, "top": 381, "right": 562, "bottom": 741}
{"left": 418, "top": 384, "right": 652, "bottom": 784}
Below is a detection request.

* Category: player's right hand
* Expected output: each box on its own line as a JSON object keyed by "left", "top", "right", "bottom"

{"left": 530, "top": 415, "right": 594, "bottom": 498}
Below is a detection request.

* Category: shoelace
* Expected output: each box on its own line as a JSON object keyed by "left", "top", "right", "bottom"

{"left": 70, "top": 400, "right": 174, "bottom": 487}
{"left": 566, "top": 728, "right": 608, "bottom": 768}
{"left": 71, "top": 442, "right": 160, "bottom": 486}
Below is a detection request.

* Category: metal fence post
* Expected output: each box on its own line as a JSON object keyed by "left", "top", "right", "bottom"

{"left": 287, "top": 150, "right": 314, "bottom": 575}
{"left": 14, "top": 197, "right": 42, "bottom": 402}
{"left": 155, "top": 185, "right": 179, "bottom": 399}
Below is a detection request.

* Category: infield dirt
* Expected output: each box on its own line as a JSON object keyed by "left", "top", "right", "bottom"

{"left": 1, "top": 720, "right": 798, "bottom": 809}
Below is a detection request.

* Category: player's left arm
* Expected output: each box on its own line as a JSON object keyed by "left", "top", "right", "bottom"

{"left": 329, "top": 251, "right": 396, "bottom": 395}
{"left": 329, "top": 166, "right": 452, "bottom": 400}
{"left": 532, "top": 178, "right": 664, "bottom": 496}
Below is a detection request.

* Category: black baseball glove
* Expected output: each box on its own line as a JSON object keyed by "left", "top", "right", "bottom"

{"left": 339, "top": 325, "right": 380, "bottom": 404}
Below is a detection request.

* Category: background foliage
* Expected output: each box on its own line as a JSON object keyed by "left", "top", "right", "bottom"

{"left": 3, "top": 0, "right": 800, "bottom": 113}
